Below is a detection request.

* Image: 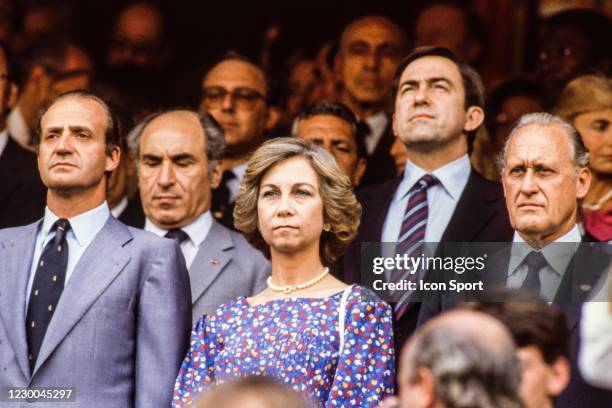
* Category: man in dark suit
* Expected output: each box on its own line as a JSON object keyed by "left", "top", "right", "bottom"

{"left": 0, "top": 41, "right": 46, "bottom": 228}
{"left": 497, "top": 112, "right": 611, "bottom": 407}
{"left": 131, "top": 109, "right": 270, "bottom": 323}
{"left": 0, "top": 90, "right": 191, "bottom": 406}
{"left": 335, "top": 16, "right": 408, "bottom": 186}
{"left": 343, "top": 47, "right": 513, "bottom": 349}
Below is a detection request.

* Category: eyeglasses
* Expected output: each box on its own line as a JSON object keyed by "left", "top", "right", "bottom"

{"left": 202, "top": 86, "right": 267, "bottom": 110}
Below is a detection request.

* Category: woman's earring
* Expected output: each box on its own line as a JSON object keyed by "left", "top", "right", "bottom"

{"left": 323, "top": 223, "right": 331, "bottom": 232}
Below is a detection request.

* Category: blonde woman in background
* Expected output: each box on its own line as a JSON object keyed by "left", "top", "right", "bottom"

{"left": 554, "top": 75, "right": 612, "bottom": 241}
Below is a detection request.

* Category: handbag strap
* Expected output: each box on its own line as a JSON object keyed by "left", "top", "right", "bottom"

{"left": 338, "top": 285, "right": 353, "bottom": 354}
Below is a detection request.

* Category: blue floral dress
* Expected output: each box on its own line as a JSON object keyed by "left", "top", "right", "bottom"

{"left": 172, "top": 284, "right": 394, "bottom": 407}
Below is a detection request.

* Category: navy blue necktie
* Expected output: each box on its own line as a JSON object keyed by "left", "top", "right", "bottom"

{"left": 26, "top": 218, "right": 71, "bottom": 370}
{"left": 165, "top": 228, "right": 189, "bottom": 244}
{"left": 521, "top": 251, "right": 548, "bottom": 297}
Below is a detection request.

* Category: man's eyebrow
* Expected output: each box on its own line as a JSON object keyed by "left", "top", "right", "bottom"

{"left": 170, "top": 153, "right": 196, "bottom": 161}
{"left": 142, "top": 153, "right": 162, "bottom": 161}
{"left": 400, "top": 77, "right": 453, "bottom": 87}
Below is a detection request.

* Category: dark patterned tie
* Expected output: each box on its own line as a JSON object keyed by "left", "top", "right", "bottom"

{"left": 393, "top": 174, "right": 439, "bottom": 318}
{"left": 26, "top": 218, "right": 71, "bottom": 370}
{"left": 165, "top": 228, "right": 189, "bottom": 244}
{"left": 521, "top": 251, "right": 548, "bottom": 296}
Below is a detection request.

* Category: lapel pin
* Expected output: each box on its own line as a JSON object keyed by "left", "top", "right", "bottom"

{"left": 210, "top": 258, "right": 219, "bottom": 265}
{"left": 579, "top": 284, "right": 591, "bottom": 292}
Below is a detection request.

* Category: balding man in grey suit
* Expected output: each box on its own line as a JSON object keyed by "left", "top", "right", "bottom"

{"left": 0, "top": 91, "right": 191, "bottom": 407}
{"left": 130, "top": 109, "right": 269, "bottom": 323}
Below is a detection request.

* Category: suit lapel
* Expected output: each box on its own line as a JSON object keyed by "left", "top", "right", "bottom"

{"left": 0, "top": 222, "right": 40, "bottom": 379}
{"left": 33, "top": 217, "right": 132, "bottom": 376}
{"left": 442, "top": 170, "right": 501, "bottom": 241}
{"left": 360, "top": 178, "right": 401, "bottom": 242}
{"left": 189, "top": 221, "right": 232, "bottom": 304}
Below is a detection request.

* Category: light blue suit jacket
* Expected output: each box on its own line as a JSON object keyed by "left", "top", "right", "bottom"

{"left": 0, "top": 216, "right": 192, "bottom": 407}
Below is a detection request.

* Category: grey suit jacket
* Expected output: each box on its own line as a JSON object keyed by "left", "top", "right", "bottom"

{"left": 189, "top": 220, "right": 270, "bottom": 323}
{"left": 0, "top": 216, "right": 192, "bottom": 407}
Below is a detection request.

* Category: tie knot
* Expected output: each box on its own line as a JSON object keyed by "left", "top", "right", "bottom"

{"left": 51, "top": 218, "right": 71, "bottom": 238}
{"left": 165, "top": 228, "right": 189, "bottom": 244}
{"left": 413, "top": 174, "right": 438, "bottom": 191}
{"left": 523, "top": 251, "right": 547, "bottom": 270}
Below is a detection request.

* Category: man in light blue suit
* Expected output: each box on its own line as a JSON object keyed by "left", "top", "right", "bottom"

{"left": 130, "top": 109, "right": 270, "bottom": 323}
{"left": 0, "top": 90, "right": 192, "bottom": 407}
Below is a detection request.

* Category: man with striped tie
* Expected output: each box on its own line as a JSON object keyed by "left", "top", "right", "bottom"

{"left": 343, "top": 47, "right": 513, "bottom": 352}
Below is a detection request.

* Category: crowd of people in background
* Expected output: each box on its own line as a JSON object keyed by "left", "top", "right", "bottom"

{"left": 0, "top": 0, "right": 610, "bottom": 407}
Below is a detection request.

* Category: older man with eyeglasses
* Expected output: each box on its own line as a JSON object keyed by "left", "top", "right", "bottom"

{"left": 199, "top": 54, "right": 277, "bottom": 229}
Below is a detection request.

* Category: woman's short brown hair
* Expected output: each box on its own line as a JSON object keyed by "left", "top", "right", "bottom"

{"left": 553, "top": 75, "right": 612, "bottom": 122}
{"left": 234, "top": 137, "right": 361, "bottom": 266}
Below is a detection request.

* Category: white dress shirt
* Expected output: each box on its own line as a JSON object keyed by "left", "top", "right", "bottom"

{"left": 7, "top": 106, "right": 32, "bottom": 150}
{"left": 382, "top": 154, "right": 471, "bottom": 245}
{"left": 110, "top": 196, "right": 129, "bottom": 218}
{"left": 145, "top": 211, "right": 213, "bottom": 269}
{"left": 507, "top": 225, "right": 581, "bottom": 301}
{"left": 226, "top": 163, "right": 247, "bottom": 203}
{"left": 26, "top": 202, "right": 111, "bottom": 309}
{"left": 363, "top": 111, "right": 388, "bottom": 155}
{"left": 0, "top": 129, "right": 8, "bottom": 157}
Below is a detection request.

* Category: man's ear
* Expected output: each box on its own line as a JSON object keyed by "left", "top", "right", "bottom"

{"left": 352, "top": 158, "right": 367, "bottom": 187}
{"left": 210, "top": 161, "right": 223, "bottom": 189}
{"left": 265, "top": 105, "right": 282, "bottom": 131}
{"left": 416, "top": 367, "right": 437, "bottom": 407}
{"left": 575, "top": 166, "right": 591, "bottom": 200}
{"left": 5, "top": 81, "right": 17, "bottom": 110}
{"left": 464, "top": 106, "right": 484, "bottom": 134}
{"left": 105, "top": 146, "right": 121, "bottom": 173}
{"left": 547, "top": 356, "right": 570, "bottom": 397}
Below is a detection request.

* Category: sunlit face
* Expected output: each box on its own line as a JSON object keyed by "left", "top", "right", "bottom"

{"left": 201, "top": 60, "right": 269, "bottom": 155}
{"left": 296, "top": 115, "right": 366, "bottom": 186}
{"left": 501, "top": 124, "right": 590, "bottom": 245}
{"left": 517, "top": 346, "right": 567, "bottom": 408}
{"left": 38, "top": 97, "right": 118, "bottom": 194}
{"left": 138, "top": 111, "right": 221, "bottom": 229}
{"left": 393, "top": 56, "right": 479, "bottom": 151}
{"left": 257, "top": 156, "right": 324, "bottom": 258}
{"left": 339, "top": 17, "right": 404, "bottom": 107}
{"left": 573, "top": 108, "right": 612, "bottom": 175}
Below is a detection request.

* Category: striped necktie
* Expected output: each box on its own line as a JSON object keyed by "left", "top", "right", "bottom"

{"left": 392, "top": 174, "right": 439, "bottom": 318}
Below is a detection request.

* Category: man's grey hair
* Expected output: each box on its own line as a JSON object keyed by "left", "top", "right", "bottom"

{"left": 128, "top": 109, "right": 225, "bottom": 174}
{"left": 497, "top": 112, "right": 589, "bottom": 172}
{"left": 404, "top": 320, "right": 523, "bottom": 408}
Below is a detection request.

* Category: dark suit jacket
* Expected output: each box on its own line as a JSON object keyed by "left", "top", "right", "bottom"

{"left": 359, "top": 120, "right": 397, "bottom": 187}
{"left": 0, "top": 137, "right": 46, "bottom": 228}
{"left": 343, "top": 168, "right": 513, "bottom": 352}
{"left": 117, "top": 193, "right": 145, "bottom": 228}
{"left": 422, "top": 241, "right": 612, "bottom": 408}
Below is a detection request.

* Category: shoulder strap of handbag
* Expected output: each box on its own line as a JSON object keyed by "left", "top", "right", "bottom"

{"left": 337, "top": 285, "right": 353, "bottom": 354}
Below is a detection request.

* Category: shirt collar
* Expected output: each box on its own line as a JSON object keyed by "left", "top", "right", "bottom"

{"left": 0, "top": 129, "right": 8, "bottom": 157}
{"left": 145, "top": 210, "right": 213, "bottom": 247}
{"left": 365, "top": 112, "right": 388, "bottom": 135}
{"left": 395, "top": 154, "right": 471, "bottom": 202}
{"left": 231, "top": 163, "right": 248, "bottom": 183}
{"left": 509, "top": 225, "right": 581, "bottom": 276}
{"left": 110, "top": 196, "right": 129, "bottom": 218}
{"left": 7, "top": 106, "right": 31, "bottom": 149}
{"left": 42, "top": 201, "right": 110, "bottom": 247}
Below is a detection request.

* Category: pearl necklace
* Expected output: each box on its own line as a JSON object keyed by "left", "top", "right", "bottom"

{"left": 267, "top": 267, "right": 330, "bottom": 294}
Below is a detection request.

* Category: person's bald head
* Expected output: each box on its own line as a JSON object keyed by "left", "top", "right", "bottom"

{"left": 132, "top": 109, "right": 225, "bottom": 229}
{"left": 399, "top": 310, "right": 522, "bottom": 408}
{"left": 337, "top": 16, "right": 407, "bottom": 116}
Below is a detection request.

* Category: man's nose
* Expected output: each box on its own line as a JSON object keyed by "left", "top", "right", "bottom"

{"left": 364, "top": 50, "right": 381, "bottom": 71}
{"left": 157, "top": 161, "right": 176, "bottom": 187}
{"left": 221, "top": 91, "right": 235, "bottom": 112}
{"left": 519, "top": 170, "right": 539, "bottom": 194}
{"left": 54, "top": 132, "right": 74, "bottom": 154}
